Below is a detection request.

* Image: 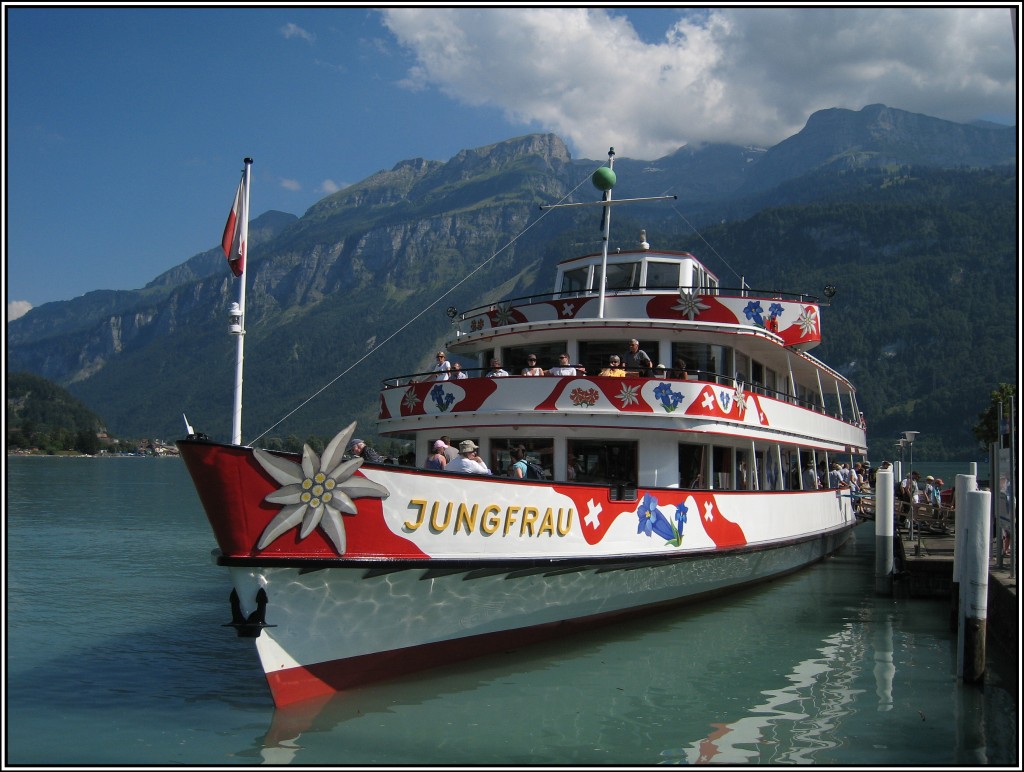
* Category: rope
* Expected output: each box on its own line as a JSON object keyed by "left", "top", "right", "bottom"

{"left": 668, "top": 203, "right": 743, "bottom": 284}
{"left": 653, "top": 180, "right": 742, "bottom": 284}
{"left": 247, "top": 167, "right": 602, "bottom": 446}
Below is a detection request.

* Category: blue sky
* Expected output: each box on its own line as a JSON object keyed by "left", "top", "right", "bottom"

{"left": 5, "top": 5, "right": 1018, "bottom": 317}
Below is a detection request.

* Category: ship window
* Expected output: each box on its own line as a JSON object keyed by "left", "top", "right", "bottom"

{"left": 578, "top": 341, "right": 621, "bottom": 376}
{"left": 672, "top": 343, "right": 730, "bottom": 383}
{"left": 645, "top": 262, "right": 679, "bottom": 289}
{"left": 560, "top": 267, "right": 590, "bottom": 295}
{"left": 491, "top": 438, "right": 554, "bottom": 479}
{"left": 751, "top": 360, "right": 765, "bottom": 394}
{"left": 605, "top": 262, "right": 641, "bottom": 290}
{"left": 678, "top": 442, "right": 707, "bottom": 489}
{"left": 736, "top": 448, "right": 751, "bottom": 490}
{"left": 711, "top": 445, "right": 734, "bottom": 490}
{"left": 761, "top": 447, "right": 782, "bottom": 490}
{"left": 567, "top": 439, "right": 636, "bottom": 485}
{"left": 735, "top": 352, "right": 750, "bottom": 388}
{"left": 508, "top": 345, "right": 566, "bottom": 374}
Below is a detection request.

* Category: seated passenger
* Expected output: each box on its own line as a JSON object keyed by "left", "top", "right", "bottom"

{"left": 452, "top": 362, "right": 468, "bottom": 379}
{"left": 508, "top": 446, "right": 527, "bottom": 478}
{"left": 425, "top": 440, "right": 448, "bottom": 470}
{"left": 598, "top": 356, "right": 626, "bottom": 377}
{"left": 521, "top": 354, "right": 544, "bottom": 376}
{"left": 486, "top": 358, "right": 509, "bottom": 377}
{"left": 546, "top": 353, "right": 580, "bottom": 376}
{"left": 446, "top": 441, "right": 492, "bottom": 474}
{"left": 652, "top": 363, "right": 668, "bottom": 378}
{"left": 347, "top": 438, "right": 385, "bottom": 463}
{"left": 670, "top": 358, "right": 691, "bottom": 379}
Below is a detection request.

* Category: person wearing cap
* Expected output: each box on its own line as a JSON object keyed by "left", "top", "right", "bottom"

{"left": 924, "top": 475, "right": 941, "bottom": 516}
{"left": 651, "top": 363, "right": 668, "bottom": 379}
{"left": 521, "top": 354, "right": 544, "bottom": 376}
{"left": 347, "top": 438, "right": 384, "bottom": 463}
{"left": 901, "top": 470, "right": 923, "bottom": 503}
{"left": 425, "top": 439, "right": 448, "bottom": 471}
{"left": 445, "top": 440, "right": 492, "bottom": 474}
{"left": 599, "top": 356, "right": 626, "bottom": 377}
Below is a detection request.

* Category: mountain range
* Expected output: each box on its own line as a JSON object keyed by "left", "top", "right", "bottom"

{"left": 6, "top": 104, "right": 1017, "bottom": 461}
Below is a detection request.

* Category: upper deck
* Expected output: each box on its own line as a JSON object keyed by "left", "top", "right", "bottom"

{"left": 449, "top": 247, "right": 823, "bottom": 354}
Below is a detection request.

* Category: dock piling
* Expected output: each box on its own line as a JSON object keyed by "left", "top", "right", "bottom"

{"left": 957, "top": 488, "right": 991, "bottom": 683}
{"left": 874, "top": 468, "right": 894, "bottom": 595}
{"left": 950, "top": 473, "right": 975, "bottom": 631}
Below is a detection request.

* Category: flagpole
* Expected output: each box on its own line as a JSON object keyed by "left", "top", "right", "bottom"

{"left": 231, "top": 158, "right": 252, "bottom": 445}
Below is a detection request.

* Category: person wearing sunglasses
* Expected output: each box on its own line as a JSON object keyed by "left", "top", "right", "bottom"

{"left": 546, "top": 353, "right": 579, "bottom": 377}
{"left": 521, "top": 354, "right": 544, "bottom": 376}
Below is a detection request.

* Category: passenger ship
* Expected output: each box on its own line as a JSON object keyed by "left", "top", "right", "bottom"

{"left": 178, "top": 160, "right": 867, "bottom": 707}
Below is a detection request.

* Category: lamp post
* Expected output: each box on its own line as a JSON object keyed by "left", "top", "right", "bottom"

{"left": 903, "top": 431, "right": 920, "bottom": 540}
{"left": 895, "top": 439, "right": 907, "bottom": 492}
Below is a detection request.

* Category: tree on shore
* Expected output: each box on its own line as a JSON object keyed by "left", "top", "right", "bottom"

{"left": 972, "top": 383, "right": 1016, "bottom": 449}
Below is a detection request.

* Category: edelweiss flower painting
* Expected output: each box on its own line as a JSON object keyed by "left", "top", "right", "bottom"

{"left": 252, "top": 422, "right": 389, "bottom": 554}
{"left": 672, "top": 290, "right": 710, "bottom": 321}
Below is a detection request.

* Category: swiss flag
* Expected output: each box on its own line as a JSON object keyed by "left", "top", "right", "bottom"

{"left": 685, "top": 384, "right": 736, "bottom": 419}
{"left": 221, "top": 177, "right": 247, "bottom": 277}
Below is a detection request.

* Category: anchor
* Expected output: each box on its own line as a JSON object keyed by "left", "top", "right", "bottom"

{"left": 224, "top": 587, "right": 276, "bottom": 638}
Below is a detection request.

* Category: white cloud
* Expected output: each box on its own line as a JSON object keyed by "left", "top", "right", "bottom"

{"left": 381, "top": 7, "right": 1017, "bottom": 159}
{"left": 280, "top": 178, "right": 302, "bottom": 192}
{"left": 8, "top": 300, "right": 32, "bottom": 321}
{"left": 281, "top": 22, "right": 315, "bottom": 44}
{"left": 320, "top": 179, "right": 343, "bottom": 194}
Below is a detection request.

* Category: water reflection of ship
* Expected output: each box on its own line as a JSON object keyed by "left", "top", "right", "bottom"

{"left": 251, "top": 537, "right": 881, "bottom": 765}
{"left": 673, "top": 618, "right": 872, "bottom": 764}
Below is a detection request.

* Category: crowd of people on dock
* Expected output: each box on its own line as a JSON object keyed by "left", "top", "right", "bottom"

{"left": 791, "top": 459, "right": 954, "bottom": 527}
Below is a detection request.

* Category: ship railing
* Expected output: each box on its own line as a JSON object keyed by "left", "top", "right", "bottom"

{"left": 380, "top": 370, "right": 864, "bottom": 427}
{"left": 898, "top": 500, "right": 956, "bottom": 535}
{"left": 456, "top": 284, "right": 820, "bottom": 321}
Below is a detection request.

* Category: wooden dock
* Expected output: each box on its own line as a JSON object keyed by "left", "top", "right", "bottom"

{"left": 895, "top": 523, "right": 1017, "bottom": 655}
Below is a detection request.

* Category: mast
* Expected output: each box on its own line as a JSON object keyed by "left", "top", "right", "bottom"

{"left": 596, "top": 148, "right": 615, "bottom": 319}
{"left": 230, "top": 158, "right": 252, "bottom": 445}
{"left": 540, "top": 147, "right": 674, "bottom": 319}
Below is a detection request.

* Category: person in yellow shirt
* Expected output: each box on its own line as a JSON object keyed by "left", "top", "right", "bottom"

{"left": 599, "top": 355, "right": 626, "bottom": 377}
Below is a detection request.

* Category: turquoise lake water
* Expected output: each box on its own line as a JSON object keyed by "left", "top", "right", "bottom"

{"left": 5, "top": 455, "right": 1018, "bottom": 766}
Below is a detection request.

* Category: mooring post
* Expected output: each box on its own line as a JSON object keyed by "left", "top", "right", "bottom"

{"left": 875, "top": 468, "right": 894, "bottom": 595}
{"left": 950, "top": 473, "right": 975, "bottom": 631}
{"left": 957, "top": 488, "right": 991, "bottom": 683}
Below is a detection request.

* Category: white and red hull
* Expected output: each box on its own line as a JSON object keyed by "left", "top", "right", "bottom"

{"left": 179, "top": 440, "right": 856, "bottom": 706}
